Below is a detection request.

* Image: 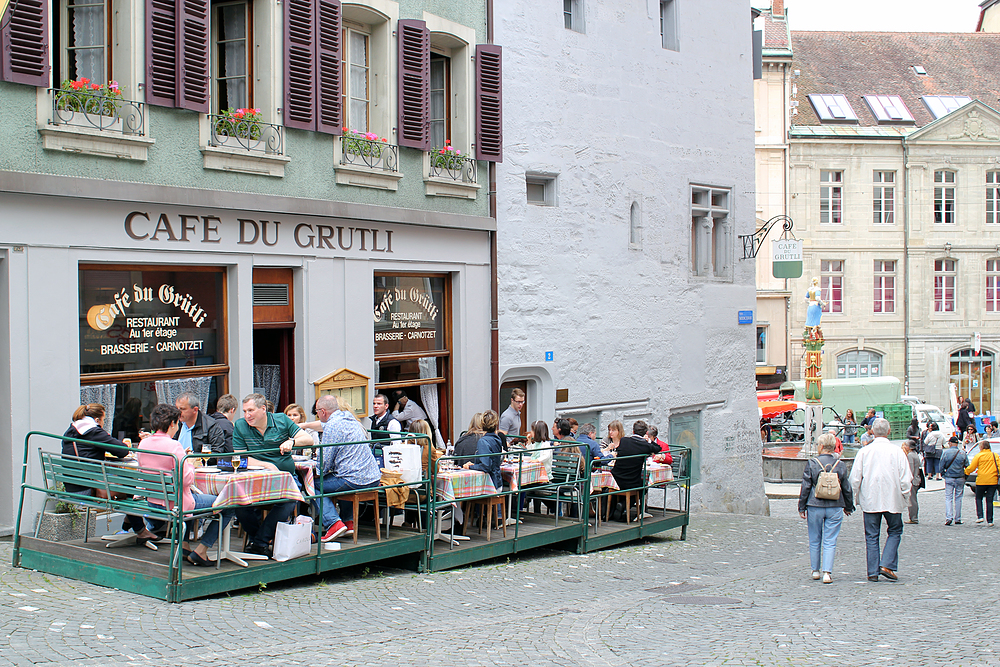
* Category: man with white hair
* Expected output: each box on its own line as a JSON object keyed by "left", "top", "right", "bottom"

{"left": 848, "top": 418, "right": 912, "bottom": 582}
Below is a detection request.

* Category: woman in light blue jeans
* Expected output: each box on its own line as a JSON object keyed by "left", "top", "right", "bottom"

{"left": 798, "top": 434, "right": 855, "bottom": 584}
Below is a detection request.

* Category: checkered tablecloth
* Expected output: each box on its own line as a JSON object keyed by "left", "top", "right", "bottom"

{"left": 435, "top": 469, "right": 497, "bottom": 502}
{"left": 501, "top": 459, "right": 549, "bottom": 492}
{"left": 294, "top": 459, "right": 317, "bottom": 497}
{"left": 590, "top": 460, "right": 675, "bottom": 492}
{"left": 194, "top": 468, "right": 305, "bottom": 508}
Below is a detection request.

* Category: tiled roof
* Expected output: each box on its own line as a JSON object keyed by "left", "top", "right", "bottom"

{"left": 790, "top": 31, "right": 1000, "bottom": 127}
{"left": 762, "top": 10, "right": 791, "bottom": 51}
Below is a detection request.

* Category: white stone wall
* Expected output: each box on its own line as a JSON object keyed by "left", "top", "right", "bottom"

{"left": 494, "top": 0, "right": 767, "bottom": 513}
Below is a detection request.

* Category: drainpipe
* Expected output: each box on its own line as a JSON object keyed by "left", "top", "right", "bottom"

{"left": 783, "top": 62, "right": 792, "bottom": 382}
{"left": 902, "top": 135, "right": 910, "bottom": 392}
{"left": 487, "top": 0, "right": 499, "bottom": 412}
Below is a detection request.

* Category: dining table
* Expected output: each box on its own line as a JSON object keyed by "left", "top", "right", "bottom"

{"left": 500, "top": 458, "right": 549, "bottom": 523}
{"left": 193, "top": 466, "right": 305, "bottom": 567}
{"left": 590, "top": 460, "right": 675, "bottom": 492}
{"left": 433, "top": 467, "right": 497, "bottom": 547}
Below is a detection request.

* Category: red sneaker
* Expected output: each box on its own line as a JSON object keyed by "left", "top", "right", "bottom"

{"left": 322, "top": 520, "right": 348, "bottom": 542}
{"left": 344, "top": 520, "right": 354, "bottom": 536}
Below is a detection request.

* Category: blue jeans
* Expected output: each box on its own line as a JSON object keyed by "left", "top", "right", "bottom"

{"left": 190, "top": 493, "right": 235, "bottom": 548}
{"left": 806, "top": 506, "right": 843, "bottom": 573}
{"left": 863, "top": 511, "right": 903, "bottom": 577}
{"left": 315, "top": 475, "right": 380, "bottom": 529}
{"left": 944, "top": 477, "right": 964, "bottom": 521}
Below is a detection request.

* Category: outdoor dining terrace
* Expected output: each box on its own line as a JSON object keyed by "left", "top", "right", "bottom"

{"left": 13, "top": 432, "right": 690, "bottom": 602}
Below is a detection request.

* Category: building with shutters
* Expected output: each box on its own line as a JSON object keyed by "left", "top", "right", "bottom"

{"left": 492, "top": 0, "right": 767, "bottom": 513}
{"left": 0, "top": 0, "right": 503, "bottom": 532}
{"left": 754, "top": 2, "right": 1000, "bottom": 413}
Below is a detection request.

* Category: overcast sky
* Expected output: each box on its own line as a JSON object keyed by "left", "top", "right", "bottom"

{"left": 754, "top": 0, "right": 985, "bottom": 32}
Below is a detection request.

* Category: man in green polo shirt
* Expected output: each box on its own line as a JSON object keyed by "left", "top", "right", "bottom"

{"left": 232, "top": 393, "right": 314, "bottom": 557}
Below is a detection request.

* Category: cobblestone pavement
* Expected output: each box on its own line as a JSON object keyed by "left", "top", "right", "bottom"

{"left": 1, "top": 485, "right": 996, "bottom": 666}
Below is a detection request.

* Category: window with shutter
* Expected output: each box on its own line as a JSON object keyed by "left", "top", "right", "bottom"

{"left": 283, "top": 0, "right": 341, "bottom": 134}
{"left": 145, "top": 0, "right": 209, "bottom": 111}
{"left": 397, "top": 19, "right": 429, "bottom": 150}
{"left": 146, "top": 0, "right": 178, "bottom": 107}
{"left": 475, "top": 44, "right": 502, "bottom": 162}
{"left": 1, "top": 0, "right": 50, "bottom": 86}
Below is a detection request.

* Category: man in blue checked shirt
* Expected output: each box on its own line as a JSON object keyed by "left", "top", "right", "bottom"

{"left": 314, "top": 394, "right": 382, "bottom": 542}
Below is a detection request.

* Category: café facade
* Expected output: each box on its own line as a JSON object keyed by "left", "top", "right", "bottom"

{"left": 0, "top": 176, "right": 495, "bottom": 532}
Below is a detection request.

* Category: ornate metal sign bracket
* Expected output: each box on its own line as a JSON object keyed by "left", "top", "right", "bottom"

{"left": 738, "top": 215, "right": 795, "bottom": 260}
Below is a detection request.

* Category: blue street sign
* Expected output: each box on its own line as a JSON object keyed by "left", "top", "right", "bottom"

{"left": 545, "top": 351, "right": 554, "bottom": 362}
{"left": 738, "top": 310, "right": 754, "bottom": 325}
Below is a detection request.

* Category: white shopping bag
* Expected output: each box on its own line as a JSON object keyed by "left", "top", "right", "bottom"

{"left": 273, "top": 516, "right": 312, "bottom": 562}
{"left": 384, "top": 443, "right": 422, "bottom": 485}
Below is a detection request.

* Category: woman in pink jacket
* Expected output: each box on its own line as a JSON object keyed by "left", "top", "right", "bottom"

{"left": 137, "top": 403, "right": 234, "bottom": 566}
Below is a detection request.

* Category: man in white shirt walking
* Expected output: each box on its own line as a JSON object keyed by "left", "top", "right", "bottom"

{"left": 849, "top": 418, "right": 912, "bottom": 582}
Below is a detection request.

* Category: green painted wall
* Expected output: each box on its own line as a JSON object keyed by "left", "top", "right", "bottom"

{"left": 0, "top": 0, "right": 490, "bottom": 217}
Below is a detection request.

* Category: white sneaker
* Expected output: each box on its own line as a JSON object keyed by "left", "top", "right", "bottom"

{"left": 811, "top": 570, "right": 821, "bottom": 580}
{"left": 822, "top": 572, "right": 832, "bottom": 584}
{"left": 976, "top": 518, "right": 986, "bottom": 524}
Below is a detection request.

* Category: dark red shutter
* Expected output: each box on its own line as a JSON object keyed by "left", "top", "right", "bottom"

{"left": 177, "top": 0, "right": 210, "bottom": 112}
{"left": 284, "top": 0, "right": 316, "bottom": 130}
{"left": 1, "top": 0, "right": 49, "bottom": 86}
{"left": 397, "top": 19, "right": 429, "bottom": 150}
{"left": 475, "top": 44, "right": 502, "bottom": 162}
{"left": 315, "top": 0, "right": 342, "bottom": 134}
{"left": 146, "top": 0, "right": 178, "bottom": 107}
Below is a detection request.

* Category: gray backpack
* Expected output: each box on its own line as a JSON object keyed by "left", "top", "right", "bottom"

{"left": 813, "top": 459, "right": 842, "bottom": 500}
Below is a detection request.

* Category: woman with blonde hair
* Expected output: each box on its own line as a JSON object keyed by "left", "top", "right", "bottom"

{"left": 798, "top": 433, "right": 854, "bottom": 583}
{"left": 284, "top": 403, "right": 319, "bottom": 451}
{"left": 453, "top": 413, "right": 484, "bottom": 459}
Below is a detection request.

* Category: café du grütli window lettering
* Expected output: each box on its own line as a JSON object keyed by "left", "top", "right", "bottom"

{"left": 374, "top": 276, "right": 446, "bottom": 356}
{"left": 79, "top": 267, "right": 226, "bottom": 375}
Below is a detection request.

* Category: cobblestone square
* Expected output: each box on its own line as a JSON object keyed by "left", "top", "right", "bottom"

{"left": 1, "top": 485, "right": 993, "bottom": 666}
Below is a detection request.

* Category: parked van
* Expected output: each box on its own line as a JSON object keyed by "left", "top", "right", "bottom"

{"left": 914, "top": 404, "right": 957, "bottom": 438}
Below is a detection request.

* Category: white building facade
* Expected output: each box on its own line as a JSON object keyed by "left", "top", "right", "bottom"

{"left": 494, "top": 0, "right": 766, "bottom": 512}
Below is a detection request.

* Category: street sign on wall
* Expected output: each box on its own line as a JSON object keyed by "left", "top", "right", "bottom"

{"left": 772, "top": 239, "right": 803, "bottom": 278}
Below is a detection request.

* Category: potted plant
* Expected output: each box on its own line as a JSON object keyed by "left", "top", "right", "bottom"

{"left": 342, "top": 128, "right": 389, "bottom": 159}
{"left": 53, "top": 78, "right": 125, "bottom": 130}
{"left": 34, "top": 486, "right": 96, "bottom": 541}
{"left": 214, "top": 107, "right": 264, "bottom": 141}
{"left": 430, "top": 141, "right": 466, "bottom": 170}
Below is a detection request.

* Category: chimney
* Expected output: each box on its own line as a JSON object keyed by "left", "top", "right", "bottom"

{"left": 772, "top": 0, "right": 784, "bottom": 17}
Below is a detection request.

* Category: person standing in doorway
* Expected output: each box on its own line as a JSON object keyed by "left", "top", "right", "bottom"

{"left": 499, "top": 388, "right": 525, "bottom": 442}
{"left": 940, "top": 436, "right": 969, "bottom": 525}
{"left": 848, "top": 418, "right": 912, "bottom": 582}
{"left": 390, "top": 390, "right": 427, "bottom": 431}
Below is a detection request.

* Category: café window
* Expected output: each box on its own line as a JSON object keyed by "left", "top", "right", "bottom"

{"left": 374, "top": 274, "right": 450, "bottom": 442}
{"left": 79, "top": 265, "right": 229, "bottom": 436}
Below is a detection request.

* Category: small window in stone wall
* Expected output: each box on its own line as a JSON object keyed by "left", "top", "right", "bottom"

{"left": 629, "top": 201, "right": 641, "bottom": 247}
{"left": 526, "top": 172, "right": 558, "bottom": 206}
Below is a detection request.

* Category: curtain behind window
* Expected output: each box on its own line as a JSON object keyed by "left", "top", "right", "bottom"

{"left": 70, "top": 1, "right": 105, "bottom": 82}
{"left": 80, "top": 384, "right": 116, "bottom": 435}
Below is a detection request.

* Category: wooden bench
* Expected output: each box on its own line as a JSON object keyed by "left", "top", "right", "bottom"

{"left": 38, "top": 450, "right": 191, "bottom": 549}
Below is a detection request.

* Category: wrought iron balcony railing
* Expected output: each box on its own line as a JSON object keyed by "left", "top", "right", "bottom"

{"left": 49, "top": 87, "right": 145, "bottom": 136}
{"left": 340, "top": 133, "right": 399, "bottom": 172}
{"left": 428, "top": 150, "right": 477, "bottom": 183}
{"left": 208, "top": 114, "right": 284, "bottom": 155}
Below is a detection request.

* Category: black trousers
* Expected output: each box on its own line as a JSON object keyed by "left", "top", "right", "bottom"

{"left": 234, "top": 501, "right": 296, "bottom": 548}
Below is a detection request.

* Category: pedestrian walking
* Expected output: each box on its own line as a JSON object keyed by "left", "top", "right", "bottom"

{"left": 798, "top": 433, "right": 854, "bottom": 584}
{"left": 922, "top": 422, "right": 946, "bottom": 480}
{"left": 940, "top": 436, "right": 969, "bottom": 525}
{"left": 848, "top": 418, "right": 912, "bottom": 582}
{"left": 902, "top": 440, "right": 922, "bottom": 524}
{"left": 965, "top": 440, "right": 1000, "bottom": 526}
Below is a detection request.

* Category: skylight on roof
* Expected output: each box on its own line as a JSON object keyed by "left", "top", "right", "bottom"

{"left": 807, "top": 94, "right": 859, "bottom": 123}
{"left": 912, "top": 65, "right": 927, "bottom": 75}
{"left": 922, "top": 95, "right": 972, "bottom": 119}
{"left": 863, "top": 95, "right": 915, "bottom": 124}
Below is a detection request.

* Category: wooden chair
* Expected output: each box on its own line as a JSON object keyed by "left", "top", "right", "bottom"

{"left": 463, "top": 495, "right": 506, "bottom": 541}
{"left": 606, "top": 488, "right": 641, "bottom": 524}
{"left": 343, "top": 489, "right": 381, "bottom": 544}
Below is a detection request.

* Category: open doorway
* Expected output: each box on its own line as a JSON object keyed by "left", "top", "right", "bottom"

{"left": 252, "top": 268, "right": 295, "bottom": 412}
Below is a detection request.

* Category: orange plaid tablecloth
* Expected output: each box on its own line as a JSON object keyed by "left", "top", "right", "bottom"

{"left": 194, "top": 468, "right": 304, "bottom": 508}
{"left": 294, "top": 459, "right": 317, "bottom": 497}
{"left": 435, "top": 469, "right": 497, "bottom": 502}
{"left": 501, "top": 459, "right": 549, "bottom": 492}
{"left": 590, "top": 460, "right": 674, "bottom": 492}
